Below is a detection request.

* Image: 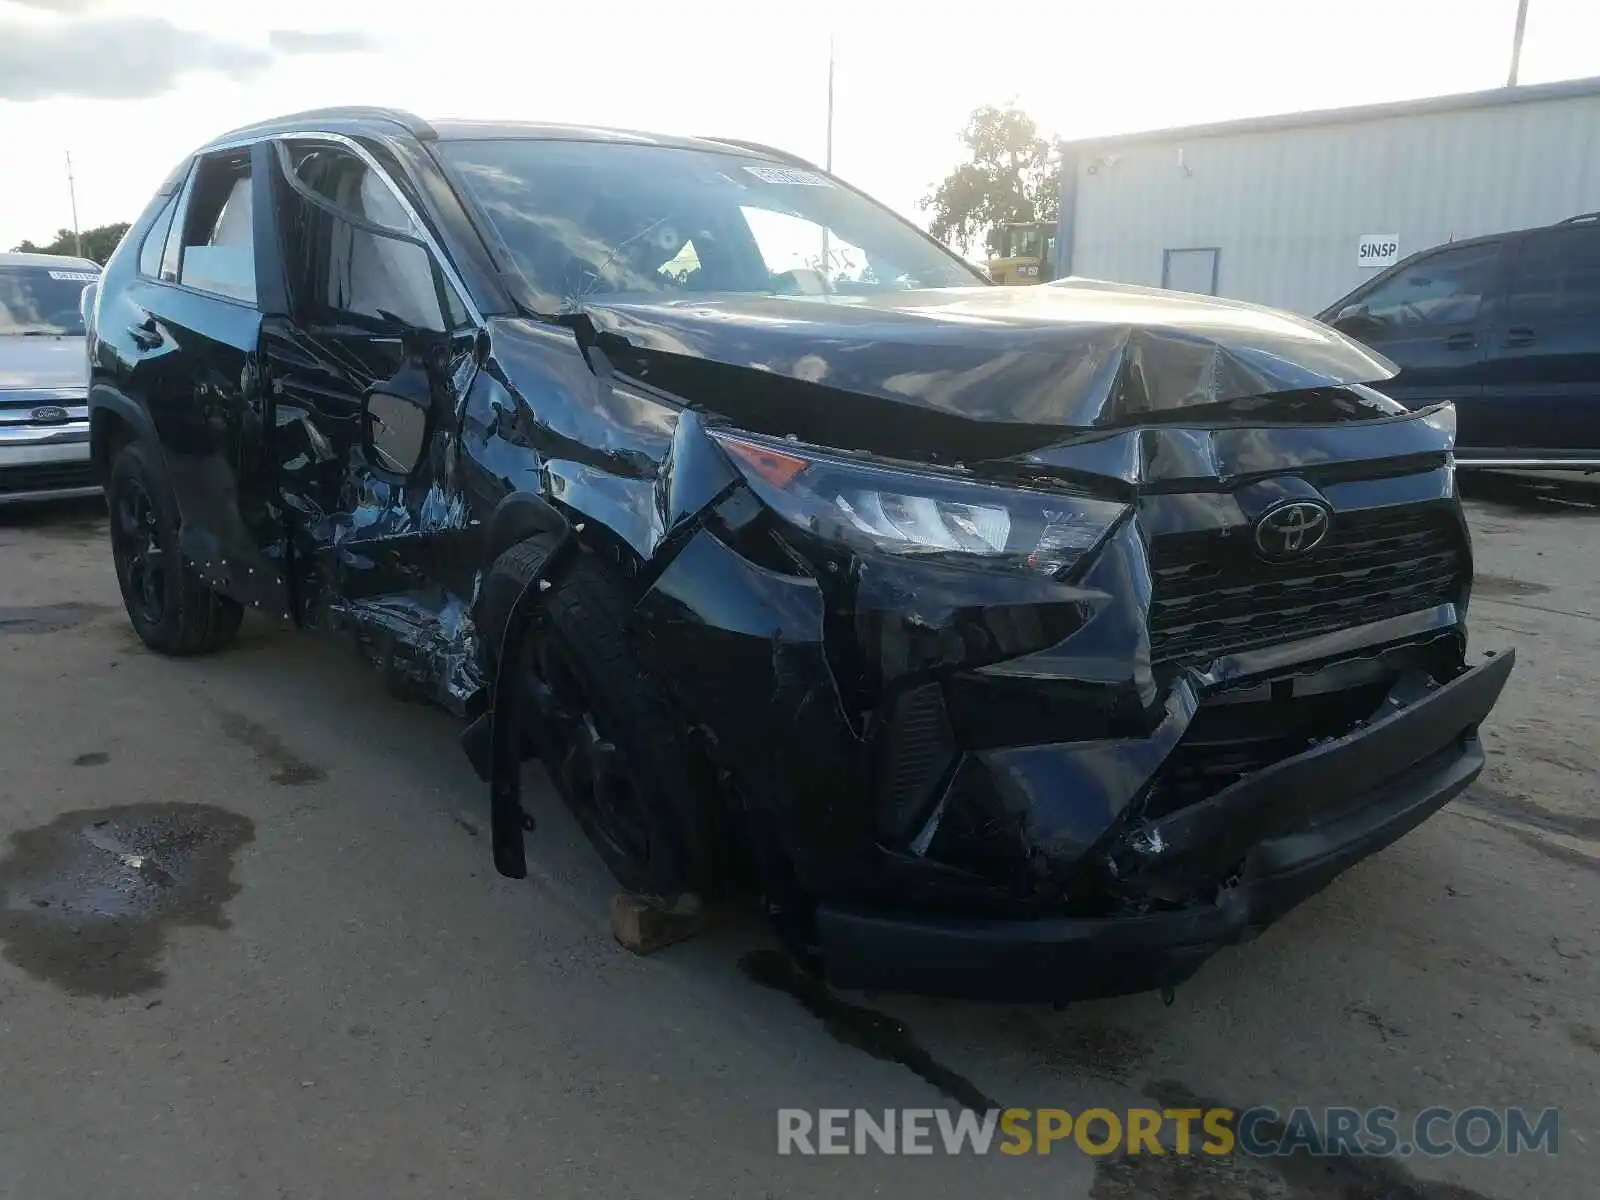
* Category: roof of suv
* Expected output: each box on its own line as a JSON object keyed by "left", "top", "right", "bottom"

{"left": 0, "top": 251, "right": 101, "bottom": 271}
{"left": 199, "top": 106, "right": 799, "bottom": 162}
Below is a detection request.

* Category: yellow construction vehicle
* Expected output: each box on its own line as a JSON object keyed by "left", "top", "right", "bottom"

{"left": 986, "top": 221, "right": 1057, "bottom": 285}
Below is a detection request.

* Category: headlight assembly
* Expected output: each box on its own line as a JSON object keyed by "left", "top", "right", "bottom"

{"left": 711, "top": 430, "right": 1127, "bottom": 577}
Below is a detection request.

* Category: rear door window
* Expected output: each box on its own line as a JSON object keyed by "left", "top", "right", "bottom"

{"left": 176, "top": 151, "right": 257, "bottom": 303}
{"left": 138, "top": 191, "right": 181, "bottom": 279}
{"left": 1356, "top": 241, "right": 1502, "bottom": 330}
{"left": 1503, "top": 225, "right": 1600, "bottom": 323}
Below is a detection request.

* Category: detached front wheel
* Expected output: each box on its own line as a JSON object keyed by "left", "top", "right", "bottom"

{"left": 108, "top": 440, "right": 242, "bottom": 656}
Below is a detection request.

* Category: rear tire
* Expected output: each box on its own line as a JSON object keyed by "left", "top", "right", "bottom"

{"left": 485, "top": 537, "right": 728, "bottom": 900}
{"left": 108, "top": 440, "right": 243, "bottom": 656}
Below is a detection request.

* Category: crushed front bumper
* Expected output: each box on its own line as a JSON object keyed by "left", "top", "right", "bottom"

{"left": 813, "top": 650, "right": 1513, "bottom": 1002}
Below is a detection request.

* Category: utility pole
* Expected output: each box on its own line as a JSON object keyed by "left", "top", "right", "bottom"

{"left": 1507, "top": 0, "right": 1530, "bottom": 87}
{"left": 825, "top": 31, "right": 835, "bottom": 174}
{"left": 820, "top": 32, "right": 835, "bottom": 280}
{"left": 65, "top": 151, "right": 82, "bottom": 258}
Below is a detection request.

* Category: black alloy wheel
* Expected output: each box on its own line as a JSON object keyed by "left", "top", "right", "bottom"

{"left": 111, "top": 473, "right": 166, "bottom": 628}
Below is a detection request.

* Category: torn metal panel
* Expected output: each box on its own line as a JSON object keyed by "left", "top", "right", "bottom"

{"left": 1109, "top": 653, "right": 1515, "bottom": 906}
{"left": 461, "top": 321, "right": 678, "bottom": 560}
{"left": 577, "top": 282, "right": 1398, "bottom": 460}
{"left": 1011, "top": 399, "right": 1457, "bottom": 488}
{"left": 325, "top": 588, "right": 486, "bottom": 715}
{"left": 848, "top": 550, "right": 1100, "bottom": 684}
{"left": 949, "top": 679, "right": 1197, "bottom": 885}
{"left": 631, "top": 526, "right": 869, "bottom": 897}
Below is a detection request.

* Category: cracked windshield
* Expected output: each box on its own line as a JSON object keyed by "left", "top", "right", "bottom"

{"left": 440, "top": 139, "right": 977, "bottom": 308}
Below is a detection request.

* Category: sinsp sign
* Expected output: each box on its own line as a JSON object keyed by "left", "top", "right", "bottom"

{"left": 1358, "top": 235, "right": 1400, "bottom": 268}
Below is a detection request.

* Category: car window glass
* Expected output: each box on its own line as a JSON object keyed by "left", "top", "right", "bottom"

{"left": 285, "top": 141, "right": 464, "bottom": 332}
{"left": 439, "top": 138, "right": 979, "bottom": 310}
{"left": 177, "top": 152, "right": 256, "bottom": 303}
{"left": 740, "top": 207, "right": 874, "bottom": 291}
{"left": 1357, "top": 242, "right": 1500, "bottom": 329}
{"left": 159, "top": 167, "right": 196, "bottom": 283}
{"left": 0, "top": 265, "right": 98, "bottom": 335}
{"left": 658, "top": 238, "right": 702, "bottom": 284}
{"left": 138, "top": 192, "right": 179, "bottom": 278}
{"left": 1504, "top": 226, "right": 1600, "bottom": 322}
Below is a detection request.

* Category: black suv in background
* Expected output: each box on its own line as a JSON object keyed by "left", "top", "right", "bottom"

{"left": 84, "top": 108, "right": 1512, "bottom": 1003}
{"left": 1322, "top": 214, "right": 1600, "bottom": 472}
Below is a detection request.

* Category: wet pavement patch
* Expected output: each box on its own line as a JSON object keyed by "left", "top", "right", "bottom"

{"left": 0, "top": 603, "right": 110, "bottom": 636}
{"left": 1472, "top": 575, "right": 1551, "bottom": 598}
{"left": 217, "top": 709, "right": 327, "bottom": 786}
{"left": 0, "top": 803, "right": 254, "bottom": 997}
{"left": 1018, "top": 1011, "right": 1148, "bottom": 1084}
{"left": 739, "top": 949, "right": 996, "bottom": 1110}
{"left": 72, "top": 751, "right": 111, "bottom": 767}
{"left": 1461, "top": 785, "right": 1600, "bottom": 841}
{"left": 1089, "top": 1080, "right": 1495, "bottom": 1200}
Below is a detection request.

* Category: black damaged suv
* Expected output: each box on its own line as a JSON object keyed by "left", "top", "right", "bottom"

{"left": 84, "top": 108, "right": 1512, "bottom": 1002}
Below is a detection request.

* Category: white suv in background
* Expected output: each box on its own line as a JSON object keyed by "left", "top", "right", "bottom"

{"left": 0, "top": 251, "right": 102, "bottom": 504}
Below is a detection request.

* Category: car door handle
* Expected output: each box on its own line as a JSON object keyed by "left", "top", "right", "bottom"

{"left": 1502, "top": 325, "right": 1536, "bottom": 347}
{"left": 1443, "top": 331, "right": 1477, "bottom": 350}
{"left": 128, "top": 316, "right": 162, "bottom": 350}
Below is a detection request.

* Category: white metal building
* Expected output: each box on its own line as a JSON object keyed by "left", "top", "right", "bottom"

{"left": 1053, "top": 76, "right": 1600, "bottom": 315}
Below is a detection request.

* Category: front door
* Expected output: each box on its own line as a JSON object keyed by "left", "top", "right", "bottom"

{"left": 1331, "top": 239, "right": 1503, "bottom": 448}
{"left": 258, "top": 135, "right": 486, "bottom": 708}
{"left": 120, "top": 145, "right": 291, "bottom": 618}
{"left": 1481, "top": 222, "right": 1600, "bottom": 460}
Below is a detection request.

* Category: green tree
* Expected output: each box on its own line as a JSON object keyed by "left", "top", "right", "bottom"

{"left": 11, "top": 222, "right": 131, "bottom": 265}
{"left": 922, "top": 105, "right": 1058, "bottom": 257}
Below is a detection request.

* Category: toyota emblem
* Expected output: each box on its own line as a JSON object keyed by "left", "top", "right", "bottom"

{"left": 30, "top": 405, "right": 70, "bottom": 424}
{"left": 1253, "top": 501, "right": 1331, "bottom": 560}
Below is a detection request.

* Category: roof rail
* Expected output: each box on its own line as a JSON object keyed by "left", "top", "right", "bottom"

{"left": 700, "top": 137, "right": 818, "bottom": 169}
{"left": 210, "top": 106, "right": 436, "bottom": 144}
{"left": 1558, "top": 211, "right": 1600, "bottom": 225}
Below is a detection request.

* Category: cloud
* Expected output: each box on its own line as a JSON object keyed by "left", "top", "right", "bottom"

{"left": 6, "top": 0, "right": 96, "bottom": 11}
{"left": 0, "top": 16, "right": 378, "bottom": 102}
{"left": 268, "top": 28, "right": 381, "bottom": 54}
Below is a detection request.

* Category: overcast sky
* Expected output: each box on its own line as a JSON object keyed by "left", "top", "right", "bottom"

{"left": 1, "top": 0, "right": 1595, "bottom": 251}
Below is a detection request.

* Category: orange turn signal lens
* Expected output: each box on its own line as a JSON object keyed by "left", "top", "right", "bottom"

{"left": 717, "top": 436, "right": 809, "bottom": 489}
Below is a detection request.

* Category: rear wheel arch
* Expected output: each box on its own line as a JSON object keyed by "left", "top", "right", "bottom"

{"left": 107, "top": 438, "right": 243, "bottom": 656}
{"left": 89, "top": 384, "right": 158, "bottom": 485}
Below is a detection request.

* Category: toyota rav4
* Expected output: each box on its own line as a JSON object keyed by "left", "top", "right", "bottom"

{"left": 83, "top": 108, "right": 1513, "bottom": 1001}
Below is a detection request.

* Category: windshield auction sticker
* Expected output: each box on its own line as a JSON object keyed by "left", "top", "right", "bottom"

{"left": 47, "top": 270, "right": 99, "bottom": 281}
{"left": 743, "top": 165, "right": 831, "bottom": 187}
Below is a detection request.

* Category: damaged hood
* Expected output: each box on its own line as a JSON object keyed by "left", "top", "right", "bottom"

{"left": 577, "top": 279, "right": 1398, "bottom": 446}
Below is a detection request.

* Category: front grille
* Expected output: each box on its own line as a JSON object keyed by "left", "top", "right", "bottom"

{"left": 0, "top": 461, "right": 98, "bottom": 495}
{"left": 1147, "top": 504, "right": 1467, "bottom": 668}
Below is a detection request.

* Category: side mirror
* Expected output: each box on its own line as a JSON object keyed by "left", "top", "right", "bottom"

{"left": 362, "top": 359, "right": 434, "bottom": 478}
